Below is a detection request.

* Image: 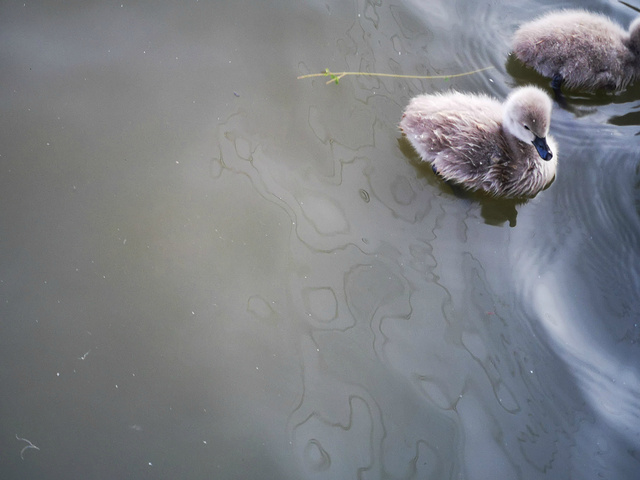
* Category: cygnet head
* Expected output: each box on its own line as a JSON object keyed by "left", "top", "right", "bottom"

{"left": 503, "top": 86, "right": 553, "bottom": 161}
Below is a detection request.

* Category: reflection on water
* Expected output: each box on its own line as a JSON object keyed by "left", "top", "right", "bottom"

{"left": 2, "top": 0, "right": 640, "bottom": 479}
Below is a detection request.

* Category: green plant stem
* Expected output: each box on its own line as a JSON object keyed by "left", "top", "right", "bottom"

{"left": 297, "top": 66, "right": 495, "bottom": 84}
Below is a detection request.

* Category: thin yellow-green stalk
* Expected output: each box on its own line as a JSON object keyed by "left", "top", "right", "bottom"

{"left": 297, "top": 66, "right": 495, "bottom": 85}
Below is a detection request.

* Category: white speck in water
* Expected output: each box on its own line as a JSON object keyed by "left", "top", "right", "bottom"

{"left": 148, "top": 462, "right": 152, "bottom": 466}
{"left": 115, "top": 384, "right": 118, "bottom": 388}
{"left": 56, "top": 372, "right": 60, "bottom": 377}
{"left": 203, "top": 440, "right": 207, "bottom": 445}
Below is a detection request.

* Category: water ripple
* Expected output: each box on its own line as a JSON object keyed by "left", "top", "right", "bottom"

{"left": 512, "top": 120, "right": 640, "bottom": 451}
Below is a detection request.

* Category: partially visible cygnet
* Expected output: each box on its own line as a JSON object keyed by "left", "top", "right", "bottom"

{"left": 512, "top": 9, "right": 640, "bottom": 92}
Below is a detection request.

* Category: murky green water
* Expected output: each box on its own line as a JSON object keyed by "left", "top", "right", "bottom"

{"left": 1, "top": 1, "right": 639, "bottom": 478}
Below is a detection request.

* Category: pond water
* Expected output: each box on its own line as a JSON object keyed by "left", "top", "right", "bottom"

{"left": 1, "top": 0, "right": 640, "bottom": 478}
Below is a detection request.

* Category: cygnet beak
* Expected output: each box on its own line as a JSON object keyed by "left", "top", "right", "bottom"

{"left": 532, "top": 135, "right": 553, "bottom": 161}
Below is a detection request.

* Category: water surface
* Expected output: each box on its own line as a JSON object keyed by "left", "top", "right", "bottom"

{"left": 1, "top": 0, "right": 639, "bottom": 479}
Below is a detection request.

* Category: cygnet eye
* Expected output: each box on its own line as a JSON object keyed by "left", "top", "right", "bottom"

{"left": 523, "top": 125, "right": 530, "bottom": 131}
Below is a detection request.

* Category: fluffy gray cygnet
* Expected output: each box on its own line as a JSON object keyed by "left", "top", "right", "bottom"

{"left": 512, "top": 9, "right": 640, "bottom": 92}
{"left": 400, "top": 86, "right": 557, "bottom": 198}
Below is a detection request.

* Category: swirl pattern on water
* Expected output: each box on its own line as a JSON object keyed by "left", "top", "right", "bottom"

{"left": 511, "top": 119, "right": 640, "bottom": 468}
{"left": 212, "top": 1, "right": 640, "bottom": 478}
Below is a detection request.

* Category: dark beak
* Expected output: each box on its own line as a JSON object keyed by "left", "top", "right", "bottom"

{"left": 532, "top": 136, "right": 553, "bottom": 161}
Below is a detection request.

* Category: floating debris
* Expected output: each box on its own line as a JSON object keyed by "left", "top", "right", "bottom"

{"left": 16, "top": 435, "right": 40, "bottom": 460}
